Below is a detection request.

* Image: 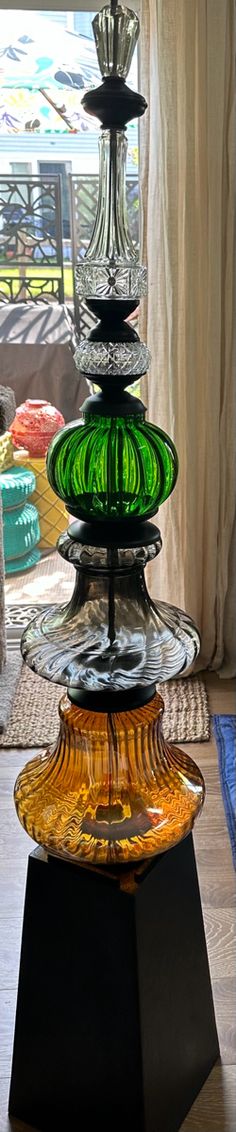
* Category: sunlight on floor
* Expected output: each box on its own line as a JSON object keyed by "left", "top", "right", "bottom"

{"left": 4, "top": 551, "right": 74, "bottom": 605}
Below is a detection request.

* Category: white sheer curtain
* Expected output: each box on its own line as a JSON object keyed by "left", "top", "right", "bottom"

{"left": 139, "top": 0, "right": 235, "bottom": 675}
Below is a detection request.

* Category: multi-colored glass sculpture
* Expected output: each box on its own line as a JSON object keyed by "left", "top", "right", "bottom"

{"left": 15, "top": 1, "right": 204, "bottom": 864}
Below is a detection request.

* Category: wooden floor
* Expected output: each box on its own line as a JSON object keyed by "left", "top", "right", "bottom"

{"left": 0, "top": 673, "right": 235, "bottom": 1132}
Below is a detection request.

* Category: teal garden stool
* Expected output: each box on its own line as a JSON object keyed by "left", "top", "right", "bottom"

{"left": 0, "top": 466, "right": 41, "bottom": 575}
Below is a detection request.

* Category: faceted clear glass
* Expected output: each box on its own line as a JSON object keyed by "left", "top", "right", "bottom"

{"left": 14, "top": 691, "right": 205, "bottom": 864}
{"left": 92, "top": 4, "right": 140, "bottom": 79}
{"left": 74, "top": 340, "right": 150, "bottom": 377}
{"left": 47, "top": 412, "right": 178, "bottom": 522}
{"left": 21, "top": 539, "right": 200, "bottom": 691}
{"left": 76, "top": 262, "right": 147, "bottom": 299}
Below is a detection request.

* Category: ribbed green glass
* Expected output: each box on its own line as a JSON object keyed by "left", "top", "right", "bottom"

{"left": 47, "top": 413, "right": 178, "bottom": 522}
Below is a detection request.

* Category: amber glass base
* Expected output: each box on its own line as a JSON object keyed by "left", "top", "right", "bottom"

{"left": 14, "top": 693, "right": 205, "bottom": 865}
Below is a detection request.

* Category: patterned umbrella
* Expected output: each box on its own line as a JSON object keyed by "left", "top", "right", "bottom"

{"left": 0, "top": 88, "right": 99, "bottom": 135}
{"left": 0, "top": 11, "right": 100, "bottom": 133}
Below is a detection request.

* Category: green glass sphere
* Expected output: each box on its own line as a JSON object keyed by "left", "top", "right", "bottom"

{"left": 47, "top": 411, "right": 178, "bottom": 523}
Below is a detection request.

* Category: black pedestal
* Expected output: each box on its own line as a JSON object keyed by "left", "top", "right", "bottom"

{"left": 9, "top": 835, "right": 219, "bottom": 1132}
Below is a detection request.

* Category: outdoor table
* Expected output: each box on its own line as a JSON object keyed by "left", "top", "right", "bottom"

{"left": 0, "top": 302, "right": 90, "bottom": 421}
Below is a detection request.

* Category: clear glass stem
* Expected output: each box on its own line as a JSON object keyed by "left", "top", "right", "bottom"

{"left": 87, "top": 129, "right": 137, "bottom": 264}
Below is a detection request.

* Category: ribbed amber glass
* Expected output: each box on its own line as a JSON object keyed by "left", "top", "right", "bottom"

{"left": 14, "top": 693, "right": 204, "bottom": 865}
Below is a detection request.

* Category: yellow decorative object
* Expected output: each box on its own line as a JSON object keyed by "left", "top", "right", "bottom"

{"left": 14, "top": 691, "right": 205, "bottom": 866}
{"left": 0, "top": 432, "right": 14, "bottom": 472}
{"left": 21, "top": 457, "right": 66, "bottom": 550}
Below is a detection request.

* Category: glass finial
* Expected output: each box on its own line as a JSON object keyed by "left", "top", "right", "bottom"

{"left": 92, "top": 3, "right": 139, "bottom": 79}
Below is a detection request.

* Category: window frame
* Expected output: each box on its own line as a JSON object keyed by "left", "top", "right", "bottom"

{"left": 0, "top": 2, "right": 140, "bottom": 13}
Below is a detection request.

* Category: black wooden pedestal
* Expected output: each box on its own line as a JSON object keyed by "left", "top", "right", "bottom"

{"left": 9, "top": 834, "right": 219, "bottom": 1132}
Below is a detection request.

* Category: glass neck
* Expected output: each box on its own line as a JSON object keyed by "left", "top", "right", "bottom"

{"left": 86, "top": 129, "right": 137, "bottom": 264}
{"left": 69, "top": 565, "right": 149, "bottom": 648}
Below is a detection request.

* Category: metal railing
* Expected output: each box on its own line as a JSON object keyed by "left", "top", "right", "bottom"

{"left": 0, "top": 172, "right": 140, "bottom": 322}
{"left": 0, "top": 175, "right": 64, "bottom": 303}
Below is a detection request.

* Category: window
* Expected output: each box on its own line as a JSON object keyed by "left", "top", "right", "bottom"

{"left": 11, "top": 163, "right": 32, "bottom": 175}
{"left": 74, "top": 12, "right": 95, "bottom": 37}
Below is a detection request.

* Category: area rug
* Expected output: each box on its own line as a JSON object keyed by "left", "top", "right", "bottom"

{"left": 0, "top": 666, "right": 209, "bottom": 748}
{"left": 213, "top": 715, "right": 236, "bottom": 870}
{"left": 0, "top": 652, "right": 23, "bottom": 733}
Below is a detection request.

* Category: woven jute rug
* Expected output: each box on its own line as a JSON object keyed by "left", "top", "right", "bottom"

{"left": 0, "top": 652, "right": 22, "bottom": 732}
{"left": 0, "top": 664, "right": 210, "bottom": 748}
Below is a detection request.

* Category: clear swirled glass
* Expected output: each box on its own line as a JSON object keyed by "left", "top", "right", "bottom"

{"left": 47, "top": 412, "right": 178, "bottom": 522}
{"left": 21, "top": 537, "right": 200, "bottom": 691}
